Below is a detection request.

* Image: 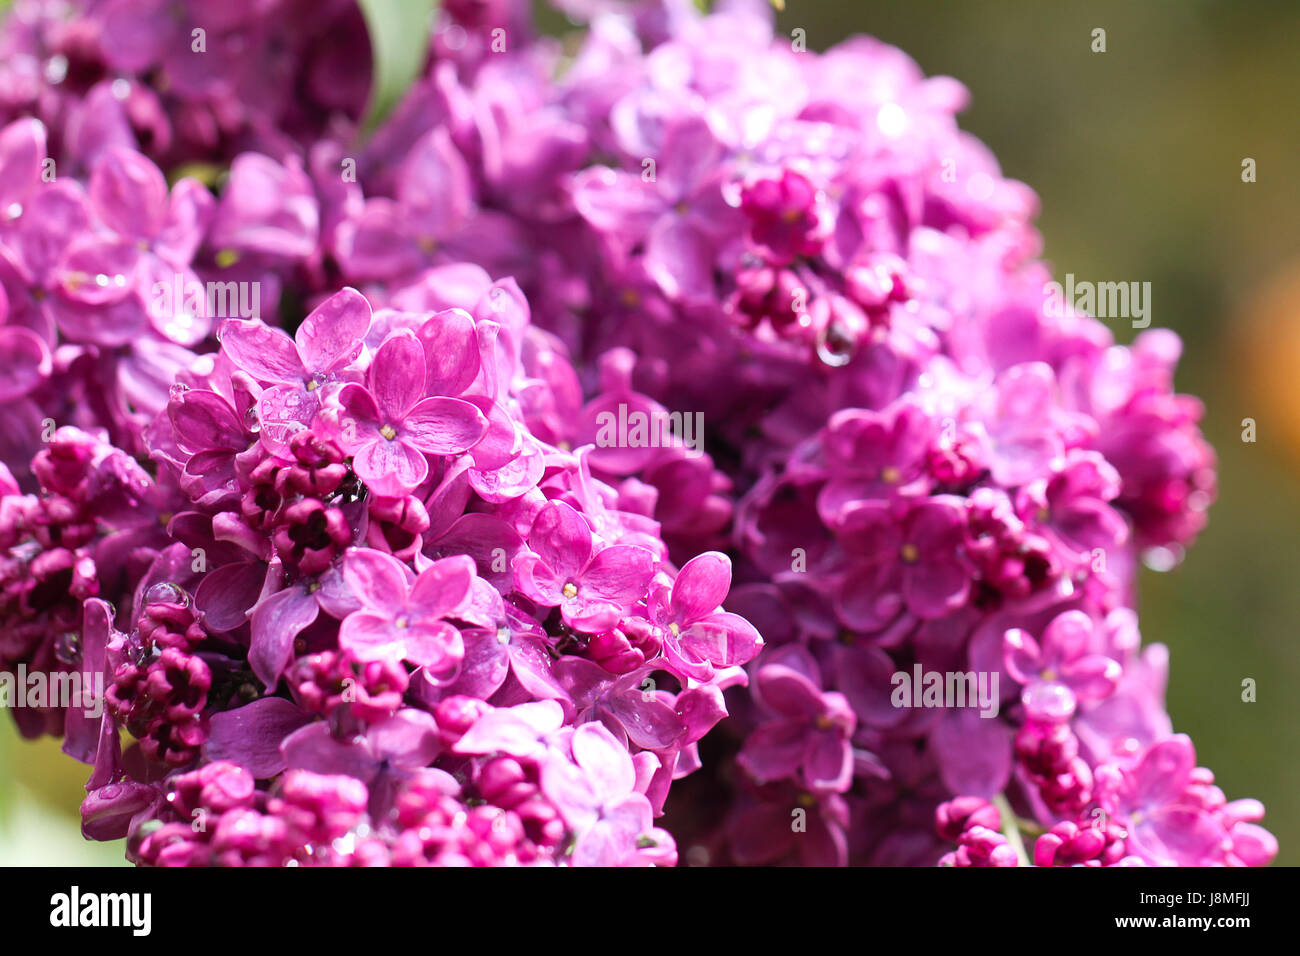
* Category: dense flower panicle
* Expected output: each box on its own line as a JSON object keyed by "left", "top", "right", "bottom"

{"left": 2, "top": 241, "right": 760, "bottom": 863}
{"left": 0, "top": 0, "right": 1274, "bottom": 867}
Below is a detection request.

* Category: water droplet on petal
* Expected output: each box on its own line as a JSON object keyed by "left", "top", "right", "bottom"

{"left": 44, "top": 55, "right": 68, "bottom": 85}
{"left": 816, "top": 324, "right": 855, "bottom": 367}
{"left": 145, "top": 581, "right": 187, "bottom": 606}
{"left": 54, "top": 632, "right": 80, "bottom": 665}
{"left": 876, "top": 102, "right": 908, "bottom": 138}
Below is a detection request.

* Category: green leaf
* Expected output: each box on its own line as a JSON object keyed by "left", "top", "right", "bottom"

{"left": 358, "top": 0, "right": 440, "bottom": 137}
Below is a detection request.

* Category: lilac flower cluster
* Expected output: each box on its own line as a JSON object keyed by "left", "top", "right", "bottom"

{"left": 528, "top": 0, "right": 1260, "bottom": 867}
{"left": 0, "top": 0, "right": 372, "bottom": 174}
{"left": 0, "top": 0, "right": 1276, "bottom": 867}
{"left": 0, "top": 117, "right": 762, "bottom": 862}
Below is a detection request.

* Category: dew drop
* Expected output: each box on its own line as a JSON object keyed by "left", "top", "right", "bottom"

{"left": 1141, "top": 545, "right": 1182, "bottom": 573}
{"left": 815, "top": 324, "right": 855, "bottom": 367}
{"left": 44, "top": 54, "right": 69, "bottom": 85}
{"left": 145, "top": 581, "right": 187, "bottom": 606}
{"left": 442, "top": 24, "right": 467, "bottom": 51}
{"left": 54, "top": 632, "right": 80, "bottom": 665}
{"left": 876, "top": 103, "right": 908, "bottom": 138}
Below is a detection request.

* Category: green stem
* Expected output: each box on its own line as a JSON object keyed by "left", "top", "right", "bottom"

{"left": 993, "top": 793, "right": 1032, "bottom": 867}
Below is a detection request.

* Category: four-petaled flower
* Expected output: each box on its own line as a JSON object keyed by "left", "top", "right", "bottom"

{"left": 340, "top": 548, "right": 477, "bottom": 677}
{"left": 648, "top": 551, "right": 764, "bottom": 682}
{"left": 738, "top": 646, "right": 857, "bottom": 793}
{"left": 513, "top": 499, "right": 657, "bottom": 632}
{"left": 332, "top": 327, "right": 488, "bottom": 496}
{"left": 1004, "top": 610, "right": 1123, "bottom": 722}
{"left": 220, "top": 287, "right": 373, "bottom": 451}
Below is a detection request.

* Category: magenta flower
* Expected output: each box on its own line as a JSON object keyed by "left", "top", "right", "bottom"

{"left": 1108, "top": 735, "right": 1233, "bottom": 866}
{"left": 836, "top": 496, "right": 973, "bottom": 624}
{"left": 572, "top": 114, "right": 738, "bottom": 301}
{"left": 330, "top": 328, "right": 488, "bottom": 496}
{"left": 972, "top": 363, "right": 1068, "bottom": 487}
{"left": 738, "top": 645, "right": 856, "bottom": 793}
{"left": 551, "top": 657, "right": 686, "bottom": 751}
{"left": 337, "top": 129, "right": 522, "bottom": 283}
{"left": 512, "top": 499, "right": 657, "bottom": 632}
{"left": 540, "top": 722, "right": 675, "bottom": 866}
{"left": 739, "top": 167, "right": 833, "bottom": 265}
{"left": 208, "top": 153, "right": 320, "bottom": 261}
{"left": 648, "top": 551, "right": 763, "bottom": 681}
{"left": 1017, "top": 450, "right": 1128, "bottom": 563}
{"left": 220, "top": 287, "right": 372, "bottom": 448}
{"left": 340, "top": 548, "right": 477, "bottom": 676}
{"left": 817, "top": 400, "right": 935, "bottom": 525}
{"left": 1004, "top": 610, "right": 1122, "bottom": 722}
{"left": 0, "top": 324, "right": 50, "bottom": 400}
{"left": 452, "top": 700, "right": 567, "bottom": 761}
{"left": 86, "top": 146, "right": 214, "bottom": 344}
{"left": 0, "top": 0, "right": 1272, "bottom": 871}
{"left": 167, "top": 386, "right": 255, "bottom": 503}
{"left": 281, "top": 708, "right": 443, "bottom": 789}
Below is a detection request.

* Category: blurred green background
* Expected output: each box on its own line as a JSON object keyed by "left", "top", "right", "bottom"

{"left": 2, "top": 0, "right": 1296, "bottom": 865}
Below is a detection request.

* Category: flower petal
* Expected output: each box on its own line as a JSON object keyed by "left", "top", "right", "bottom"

{"left": 0, "top": 325, "right": 51, "bottom": 400}
{"left": 352, "top": 438, "right": 429, "bottom": 496}
{"left": 401, "top": 396, "right": 489, "bottom": 455}
{"left": 342, "top": 548, "right": 412, "bottom": 608}
{"left": 204, "top": 698, "right": 311, "bottom": 779}
{"left": 218, "top": 318, "right": 304, "bottom": 385}
{"left": 669, "top": 551, "right": 732, "bottom": 625}
{"left": 249, "top": 586, "right": 320, "bottom": 689}
{"left": 89, "top": 145, "right": 169, "bottom": 241}
{"left": 417, "top": 307, "right": 480, "bottom": 396}
{"left": 295, "top": 286, "right": 371, "bottom": 374}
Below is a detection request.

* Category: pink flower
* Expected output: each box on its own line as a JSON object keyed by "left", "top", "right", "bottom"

{"left": 330, "top": 328, "right": 488, "bottom": 496}
{"left": 219, "top": 287, "right": 373, "bottom": 449}
{"left": 339, "top": 548, "right": 477, "bottom": 676}
{"left": 540, "top": 722, "right": 675, "bottom": 866}
{"left": 648, "top": 551, "right": 764, "bottom": 682}
{"left": 512, "top": 499, "right": 657, "bottom": 631}
{"left": 738, "top": 645, "right": 856, "bottom": 793}
{"left": 1004, "top": 610, "right": 1122, "bottom": 722}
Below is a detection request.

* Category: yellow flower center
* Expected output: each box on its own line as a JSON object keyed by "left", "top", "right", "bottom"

{"left": 900, "top": 543, "right": 920, "bottom": 563}
{"left": 562, "top": 582, "right": 578, "bottom": 599}
{"left": 379, "top": 424, "right": 398, "bottom": 441}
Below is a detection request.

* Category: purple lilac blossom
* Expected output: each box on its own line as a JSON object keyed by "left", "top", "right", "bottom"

{"left": 0, "top": 0, "right": 1274, "bottom": 868}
